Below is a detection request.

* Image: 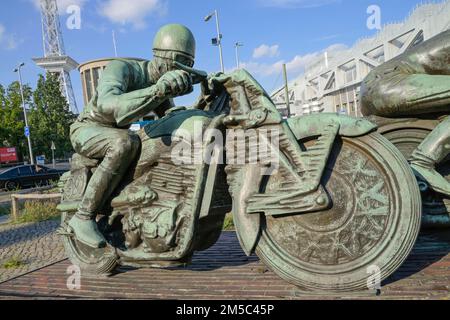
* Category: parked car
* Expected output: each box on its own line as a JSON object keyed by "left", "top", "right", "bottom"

{"left": 0, "top": 165, "right": 67, "bottom": 191}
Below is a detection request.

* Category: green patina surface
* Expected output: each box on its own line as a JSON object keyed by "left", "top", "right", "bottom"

{"left": 361, "top": 29, "right": 450, "bottom": 197}
{"left": 56, "top": 22, "right": 450, "bottom": 292}
{"left": 67, "top": 24, "right": 198, "bottom": 249}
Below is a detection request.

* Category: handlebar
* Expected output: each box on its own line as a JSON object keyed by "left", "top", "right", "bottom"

{"left": 174, "top": 61, "right": 208, "bottom": 85}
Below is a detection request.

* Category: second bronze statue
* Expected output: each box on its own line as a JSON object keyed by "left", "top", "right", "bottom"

{"left": 361, "top": 30, "right": 450, "bottom": 223}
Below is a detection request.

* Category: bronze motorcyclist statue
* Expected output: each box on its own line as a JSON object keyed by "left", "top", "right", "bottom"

{"left": 68, "top": 24, "right": 197, "bottom": 248}
{"left": 58, "top": 25, "right": 424, "bottom": 290}
{"left": 361, "top": 29, "right": 450, "bottom": 196}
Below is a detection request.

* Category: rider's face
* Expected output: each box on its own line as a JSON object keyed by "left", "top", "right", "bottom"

{"left": 163, "top": 52, "right": 194, "bottom": 71}
{"left": 172, "top": 53, "right": 194, "bottom": 69}
{"left": 153, "top": 51, "right": 195, "bottom": 78}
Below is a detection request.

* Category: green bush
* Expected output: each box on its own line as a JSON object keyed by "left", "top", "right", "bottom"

{"left": 16, "top": 201, "right": 60, "bottom": 224}
{"left": 2, "top": 257, "right": 26, "bottom": 269}
{"left": 223, "top": 213, "right": 235, "bottom": 231}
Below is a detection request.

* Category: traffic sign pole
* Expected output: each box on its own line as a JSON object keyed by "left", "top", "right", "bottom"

{"left": 15, "top": 64, "right": 34, "bottom": 165}
{"left": 51, "top": 141, "right": 56, "bottom": 169}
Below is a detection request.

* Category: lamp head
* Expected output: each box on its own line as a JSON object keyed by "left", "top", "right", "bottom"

{"left": 13, "top": 62, "right": 25, "bottom": 72}
{"left": 204, "top": 12, "right": 214, "bottom": 22}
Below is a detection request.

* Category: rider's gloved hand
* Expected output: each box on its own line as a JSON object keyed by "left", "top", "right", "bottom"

{"left": 156, "top": 70, "right": 193, "bottom": 98}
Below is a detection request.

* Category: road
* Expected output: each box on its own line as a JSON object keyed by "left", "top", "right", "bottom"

{"left": 0, "top": 162, "right": 69, "bottom": 202}
{"left": 0, "top": 162, "right": 70, "bottom": 174}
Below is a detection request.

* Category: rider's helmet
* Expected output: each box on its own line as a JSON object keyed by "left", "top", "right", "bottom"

{"left": 152, "top": 24, "right": 196, "bottom": 69}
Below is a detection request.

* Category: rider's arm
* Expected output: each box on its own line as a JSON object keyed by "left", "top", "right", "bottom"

{"left": 96, "top": 60, "right": 166, "bottom": 127}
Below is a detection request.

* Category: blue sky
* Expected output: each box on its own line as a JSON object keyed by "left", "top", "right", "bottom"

{"left": 0, "top": 0, "right": 431, "bottom": 110}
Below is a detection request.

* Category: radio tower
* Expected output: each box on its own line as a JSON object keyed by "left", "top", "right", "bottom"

{"left": 33, "top": 0, "right": 79, "bottom": 114}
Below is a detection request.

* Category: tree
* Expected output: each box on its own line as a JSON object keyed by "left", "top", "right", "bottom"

{"left": 0, "top": 73, "right": 76, "bottom": 163}
{"left": 0, "top": 85, "right": 7, "bottom": 143}
{"left": 29, "top": 73, "right": 76, "bottom": 160}
{"left": 0, "top": 81, "right": 34, "bottom": 162}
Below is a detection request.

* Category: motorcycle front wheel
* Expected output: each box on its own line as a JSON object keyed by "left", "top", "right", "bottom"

{"left": 256, "top": 133, "right": 422, "bottom": 292}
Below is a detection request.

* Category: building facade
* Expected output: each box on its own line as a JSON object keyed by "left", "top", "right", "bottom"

{"left": 271, "top": 1, "right": 450, "bottom": 117}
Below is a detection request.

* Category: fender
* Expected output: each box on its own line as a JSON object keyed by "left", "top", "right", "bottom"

{"left": 375, "top": 118, "right": 438, "bottom": 135}
{"left": 229, "top": 164, "right": 263, "bottom": 256}
{"left": 235, "top": 114, "right": 377, "bottom": 255}
{"left": 287, "top": 113, "right": 378, "bottom": 140}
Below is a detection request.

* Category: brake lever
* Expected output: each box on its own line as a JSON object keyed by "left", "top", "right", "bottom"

{"left": 174, "top": 62, "right": 227, "bottom": 109}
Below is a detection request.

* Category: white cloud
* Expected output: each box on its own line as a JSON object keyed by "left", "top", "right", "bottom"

{"left": 31, "top": 0, "right": 88, "bottom": 13}
{"left": 240, "top": 43, "right": 347, "bottom": 77}
{"left": 315, "top": 34, "right": 342, "bottom": 41}
{"left": 57, "top": 0, "right": 87, "bottom": 12}
{"left": 253, "top": 44, "right": 280, "bottom": 59}
{"left": 0, "top": 24, "right": 23, "bottom": 50}
{"left": 98, "top": 0, "right": 167, "bottom": 29}
{"left": 257, "top": 0, "right": 340, "bottom": 8}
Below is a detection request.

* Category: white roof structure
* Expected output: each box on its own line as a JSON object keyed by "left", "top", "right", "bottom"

{"left": 271, "top": 0, "right": 450, "bottom": 118}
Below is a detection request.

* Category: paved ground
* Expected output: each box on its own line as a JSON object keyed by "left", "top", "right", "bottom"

{"left": 0, "top": 230, "right": 448, "bottom": 300}
{"left": 0, "top": 220, "right": 65, "bottom": 283}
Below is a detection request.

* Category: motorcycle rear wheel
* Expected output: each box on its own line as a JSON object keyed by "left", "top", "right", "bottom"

{"left": 381, "top": 126, "right": 450, "bottom": 220}
{"left": 256, "top": 133, "right": 421, "bottom": 292}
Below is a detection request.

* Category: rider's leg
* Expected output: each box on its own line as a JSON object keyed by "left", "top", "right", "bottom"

{"left": 361, "top": 29, "right": 450, "bottom": 117}
{"left": 68, "top": 124, "right": 140, "bottom": 248}
{"left": 410, "top": 116, "right": 450, "bottom": 196}
{"left": 361, "top": 71, "right": 450, "bottom": 117}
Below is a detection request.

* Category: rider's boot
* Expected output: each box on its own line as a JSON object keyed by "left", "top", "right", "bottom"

{"left": 68, "top": 165, "right": 119, "bottom": 248}
{"left": 410, "top": 117, "right": 450, "bottom": 196}
{"left": 68, "top": 213, "right": 106, "bottom": 248}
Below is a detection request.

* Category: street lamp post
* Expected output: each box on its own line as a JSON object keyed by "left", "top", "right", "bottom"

{"left": 51, "top": 141, "right": 56, "bottom": 169}
{"left": 205, "top": 10, "right": 225, "bottom": 73}
{"left": 112, "top": 30, "right": 118, "bottom": 57}
{"left": 235, "top": 42, "right": 243, "bottom": 69}
{"left": 283, "top": 63, "right": 292, "bottom": 118}
{"left": 13, "top": 63, "right": 35, "bottom": 165}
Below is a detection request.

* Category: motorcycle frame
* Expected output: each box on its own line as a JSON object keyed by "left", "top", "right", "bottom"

{"left": 218, "top": 113, "right": 378, "bottom": 256}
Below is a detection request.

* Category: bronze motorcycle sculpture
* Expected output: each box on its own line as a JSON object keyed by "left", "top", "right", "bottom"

{"left": 368, "top": 116, "right": 449, "bottom": 228}
{"left": 58, "top": 66, "right": 421, "bottom": 292}
{"left": 361, "top": 30, "right": 450, "bottom": 229}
